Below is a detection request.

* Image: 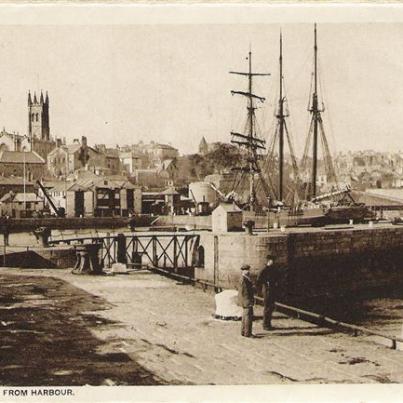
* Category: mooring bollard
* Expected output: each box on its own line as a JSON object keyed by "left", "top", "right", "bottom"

{"left": 33, "top": 226, "right": 51, "bottom": 248}
{"left": 132, "top": 252, "right": 142, "bottom": 270}
{"left": 72, "top": 243, "right": 103, "bottom": 275}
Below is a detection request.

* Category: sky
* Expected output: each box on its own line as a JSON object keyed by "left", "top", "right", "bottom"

{"left": 0, "top": 20, "right": 403, "bottom": 156}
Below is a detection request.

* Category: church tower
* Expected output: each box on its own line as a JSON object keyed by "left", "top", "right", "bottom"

{"left": 28, "top": 91, "right": 50, "bottom": 141}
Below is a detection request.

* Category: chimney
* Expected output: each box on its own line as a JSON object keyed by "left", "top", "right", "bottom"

{"left": 81, "top": 136, "right": 87, "bottom": 147}
{"left": 56, "top": 138, "right": 62, "bottom": 147}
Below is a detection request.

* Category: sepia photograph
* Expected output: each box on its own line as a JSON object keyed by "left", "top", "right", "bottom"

{"left": 0, "top": 2, "right": 402, "bottom": 402}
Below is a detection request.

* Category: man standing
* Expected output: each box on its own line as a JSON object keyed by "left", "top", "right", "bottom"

{"left": 256, "top": 254, "right": 278, "bottom": 330}
{"left": 238, "top": 264, "right": 255, "bottom": 337}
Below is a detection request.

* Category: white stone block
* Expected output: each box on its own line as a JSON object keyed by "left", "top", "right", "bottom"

{"left": 214, "top": 289, "right": 242, "bottom": 320}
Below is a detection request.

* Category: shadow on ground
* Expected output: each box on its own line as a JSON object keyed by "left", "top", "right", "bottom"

{"left": 0, "top": 273, "right": 163, "bottom": 386}
{"left": 289, "top": 285, "right": 403, "bottom": 328}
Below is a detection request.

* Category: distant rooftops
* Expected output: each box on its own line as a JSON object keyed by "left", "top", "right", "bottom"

{"left": 0, "top": 151, "right": 45, "bottom": 164}
{"left": 0, "top": 176, "right": 35, "bottom": 185}
{"left": 0, "top": 192, "right": 42, "bottom": 203}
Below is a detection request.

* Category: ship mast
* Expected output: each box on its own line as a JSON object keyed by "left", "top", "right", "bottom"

{"left": 301, "top": 23, "right": 338, "bottom": 200}
{"left": 311, "top": 23, "right": 320, "bottom": 199}
{"left": 278, "top": 31, "right": 285, "bottom": 201}
{"left": 256, "top": 31, "right": 300, "bottom": 207}
{"left": 230, "top": 50, "right": 270, "bottom": 212}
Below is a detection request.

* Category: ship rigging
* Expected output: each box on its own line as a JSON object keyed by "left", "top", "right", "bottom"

{"left": 229, "top": 49, "right": 271, "bottom": 212}
{"left": 300, "top": 23, "right": 338, "bottom": 201}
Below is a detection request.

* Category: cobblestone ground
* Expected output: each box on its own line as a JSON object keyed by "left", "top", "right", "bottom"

{"left": 2, "top": 268, "right": 403, "bottom": 385}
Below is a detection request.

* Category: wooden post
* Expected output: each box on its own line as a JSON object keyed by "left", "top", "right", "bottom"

{"left": 152, "top": 236, "right": 158, "bottom": 267}
{"left": 173, "top": 235, "right": 178, "bottom": 273}
{"left": 214, "top": 235, "right": 219, "bottom": 291}
{"left": 2, "top": 240, "right": 6, "bottom": 267}
{"left": 116, "top": 233, "right": 127, "bottom": 264}
{"left": 184, "top": 237, "right": 188, "bottom": 267}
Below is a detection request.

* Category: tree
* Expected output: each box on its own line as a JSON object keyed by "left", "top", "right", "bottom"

{"left": 205, "top": 143, "right": 242, "bottom": 173}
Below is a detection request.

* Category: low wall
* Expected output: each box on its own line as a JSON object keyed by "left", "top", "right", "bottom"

{"left": 196, "top": 225, "right": 403, "bottom": 302}
{"left": 6, "top": 215, "right": 153, "bottom": 232}
{"left": 153, "top": 215, "right": 212, "bottom": 229}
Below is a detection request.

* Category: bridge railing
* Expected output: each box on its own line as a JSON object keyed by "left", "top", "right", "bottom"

{"left": 49, "top": 233, "right": 200, "bottom": 270}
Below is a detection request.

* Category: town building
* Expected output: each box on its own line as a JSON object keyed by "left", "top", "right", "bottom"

{"left": 142, "top": 142, "right": 179, "bottom": 164}
{"left": 28, "top": 91, "right": 56, "bottom": 160}
{"left": 52, "top": 175, "right": 142, "bottom": 217}
{"left": 0, "top": 150, "right": 46, "bottom": 180}
{"left": 0, "top": 191, "right": 44, "bottom": 218}
{"left": 119, "top": 150, "right": 147, "bottom": 175}
{"left": 0, "top": 129, "right": 30, "bottom": 153}
{"left": 0, "top": 176, "right": 35, "bottom": 199}
{"left": 47, "top": 137, "right": 107, "bottom": 177}
{"left": 104, "top": 148, "right": 121, "bottom": 174}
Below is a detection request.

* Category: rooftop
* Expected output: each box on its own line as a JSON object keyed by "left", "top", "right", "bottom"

{"left": 214, "top": 202, "right": 242, "bottom": 212}
{"left": 0, "top": 151, "right": 45, "bottom": 164}
{"left": 0, "top": 176, "right": 35, "bottom": 186}
{"left": 0, "top": 192, "right": 42, "bottom": 203}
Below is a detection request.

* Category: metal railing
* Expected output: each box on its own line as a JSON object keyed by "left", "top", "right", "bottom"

{"left": 49, "top": 233, "right": 200, "bottom": 270}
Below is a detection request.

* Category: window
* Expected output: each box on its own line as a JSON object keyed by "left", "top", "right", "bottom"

{"left": 31, "top": 114, "right": 34, "bottom": 122}
{"left": 36, "top": 113, "right": 39, "bottom": 122}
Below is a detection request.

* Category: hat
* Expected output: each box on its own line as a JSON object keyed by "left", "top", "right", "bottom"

{"left": 241, "top": 264, "right": 250, "bottom": 271}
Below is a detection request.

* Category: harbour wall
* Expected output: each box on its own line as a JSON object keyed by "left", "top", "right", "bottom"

{"left": 153, "top": 212, "right": 319, "bottom": 230}
{"left": 153, "top": 213, "right": 268, "bottom": 229}
{"left": 153, "top": 215, "right": 211, "bottom": 229}
{"left": 5, "top": 215, "right": 153, "bottom": 232}
{"left": 195, "top": 225, "right": 403, "bottom": 302}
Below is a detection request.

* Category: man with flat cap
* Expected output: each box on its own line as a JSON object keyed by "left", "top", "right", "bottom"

{"left": 238, "top": 263, "right": 255, "bottom": 337}
{"left": 256, "top": 254, "right": 278, "bottom": 330}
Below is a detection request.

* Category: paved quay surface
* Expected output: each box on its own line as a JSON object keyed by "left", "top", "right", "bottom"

{"left": 1, "top": 267, "right": 403, "bottom": 385}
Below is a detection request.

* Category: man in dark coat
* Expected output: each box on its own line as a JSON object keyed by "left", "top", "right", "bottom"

{"left": 238, "top": 264, "right": 255, "bottom": 337}
{"left": 256, "top": 254, "right": 278, "bottom": 330}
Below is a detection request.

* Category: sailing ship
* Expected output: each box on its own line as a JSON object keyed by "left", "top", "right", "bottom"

{"left": 227, "top": 25, "right": 374, "bottom": 225}
{"left": 228, "top": 49, "right": 271, "bottom": 212}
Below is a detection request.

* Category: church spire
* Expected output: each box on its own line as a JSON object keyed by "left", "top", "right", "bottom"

{"left": 28, "top": 91, "right": 32, "bottom": 106}
{"left": 33, "top": 92, "right": 38, "bottom": 104}
{"left": 40, "top": 91, "right": 44, "bottom": 104}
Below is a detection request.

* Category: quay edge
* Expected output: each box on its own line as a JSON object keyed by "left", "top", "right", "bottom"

{"left": 196, "top": 224, "right": 403, "bottom": 303}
